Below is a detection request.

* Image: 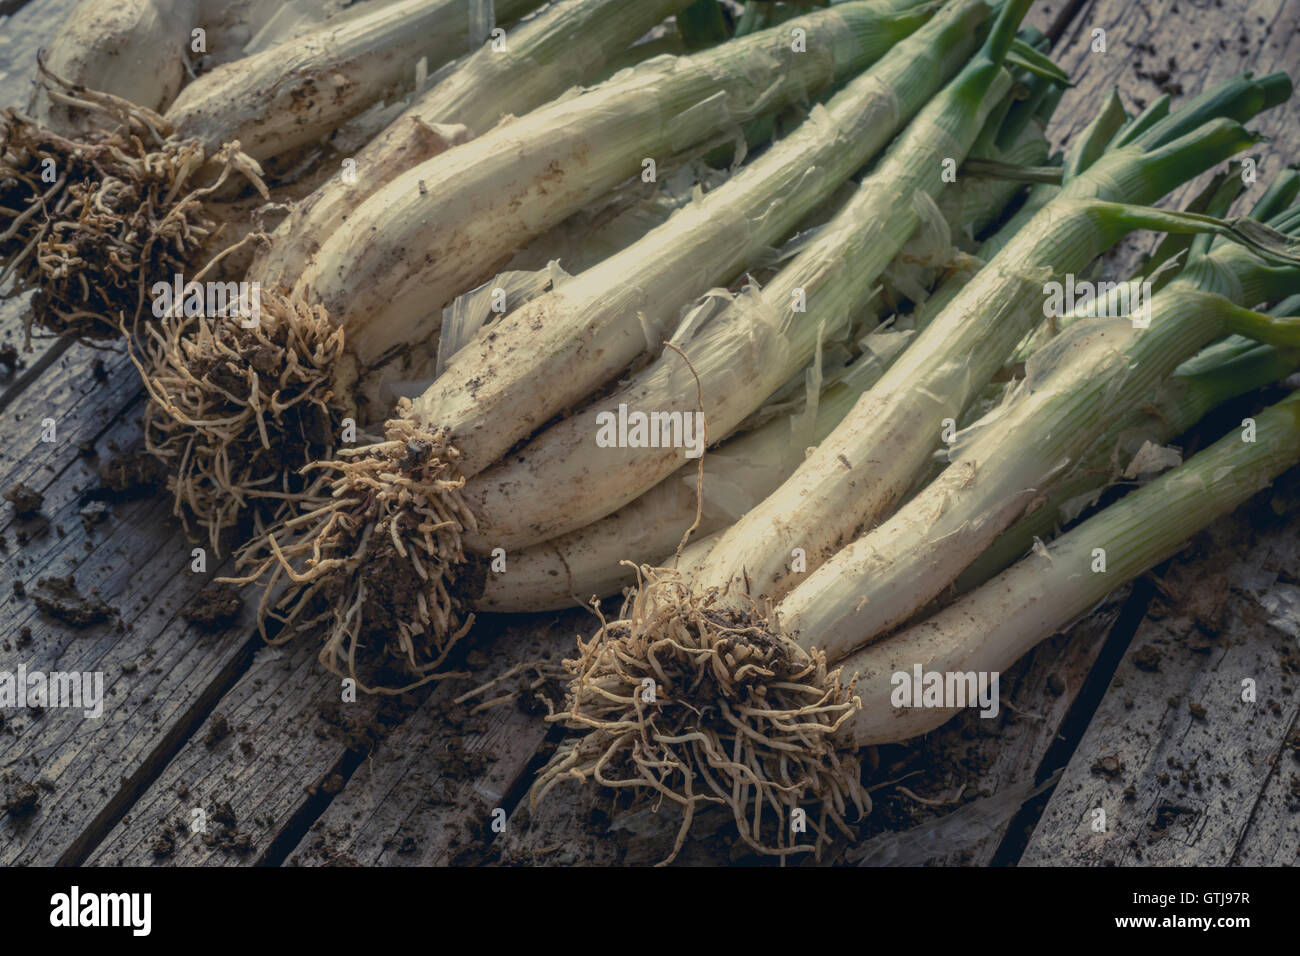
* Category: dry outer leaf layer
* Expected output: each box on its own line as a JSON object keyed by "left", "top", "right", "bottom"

{"left": 533, "top": 566, "right": 866, "bottom": 864}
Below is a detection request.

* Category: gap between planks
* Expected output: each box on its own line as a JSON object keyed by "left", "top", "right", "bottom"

{"left": 1022, "top": 506, "right": 1300, "bottom": 865}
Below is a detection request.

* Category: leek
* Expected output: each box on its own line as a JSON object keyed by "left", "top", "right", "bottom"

{"left": 777, "top": 201, "right": 1300, "bottom": 659}
{"left": 251, "top": 0, "right": 702, "bottom": 289}
{"left": 0, "top": 0, "right": 545, "bottom": 338}
{"left": 839, "top": 387, "right": 1300, "bottom": 745}
{"left": 954, "top": 305, "right": 1300, "bottom": 592}
{"left": 292, "top": 0, "right": 950, "bottom": 371}
{"left": 29, "top": 0, "right": 198, "bottom": 128}
{"left": 690, "top": 72, "right": 1292, "bottom": 610}
{"left": 534, "top": 74, "right": 1298, "bottom": 859}
{"left": 480, "top": 72, "right": 1064, "bottom": 612}
{"left": 463, "top": 0, "right": 1033, "bottom": 552}
{"left": 139, "top": 159, "right": 730, "bottom": 555}
{"left": 476, "top": 337, "right": 902, "bottom": 612}
{"left": 230, "top": 0, "right": 1001, "bottom": 691}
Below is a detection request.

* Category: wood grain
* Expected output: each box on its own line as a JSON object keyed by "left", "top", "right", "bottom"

{"left": 287, "top": 613, "right": 580, "bottom": 867}
{"left": 1021, "top": 507, "right": 1300, "bottom": 865}
{"left": 85, "top": 638, "right": 383, "bottom": 866}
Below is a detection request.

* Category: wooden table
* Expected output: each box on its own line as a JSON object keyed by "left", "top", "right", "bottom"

{"left": 2, "top": 0, "right": 1298, "bottom": 866}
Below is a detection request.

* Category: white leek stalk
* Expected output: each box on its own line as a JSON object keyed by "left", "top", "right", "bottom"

{"left": 689, "top": 72, "right": 1291, "bottom": 610}
{"left": 402, "top": 0, "right": 991, "bottom": 473}
{"left": 477, "top": 342, "right": 892, "bottom": 612}
{"left": 778, "top": 211, "right": 1300, "bottom": 660}
{"left": 252, "top": 0, "right": 700, "bottom": 289}
{"left": 479, "top": 91, "right": 1063, "bottom": 611}
{"left": 462, "top": 10, "right": 1028, "bottom": 551}
{"left": 295, "top": 0, "right": 951, "bottom": 371}
{"left": 838, "top": 388, "right": 1300, "bottom": 745}
{"left": 165, "top": 0, "right": 541, "bottom": 161}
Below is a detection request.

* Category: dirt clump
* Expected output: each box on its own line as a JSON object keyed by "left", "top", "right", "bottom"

{"left": 31, "top": 575, "right": 113, "bottom": 627}
{"left": 150, "top": 820, "right": 183, "bottom": 858}
{"left": 1132, "top": 645, "right": 1162, "bottom": 672}
{"left": 203, "top": 713, "right": 232, "bottom": 748}
{"left": 78, "top": 501, "right": 110, "bottom": 533}
{"left": 182, "top": 583, "right": 244, "bottom": 630}
{"left": 1, "top": 773, "right": 40, "bottom": 817}
{"left": 201, "top": 800, "right": 254, "bottom": 855}
{"left": 1147, "top": 801, "right": 1197, "bottom": 843}
{"left": 97, "top": 452, "right": 165, "bottom": 498}
{"left": 4, "top": 483, "right": 43, "bottom": 517}
{"left": 1090, "top": 755, "right": 1124, "bottom": 779}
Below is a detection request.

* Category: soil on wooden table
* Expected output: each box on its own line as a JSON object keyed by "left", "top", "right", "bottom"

{"left": 30, "top": 574, "right": 113, "bottom": 627}
{"left": 182, "top": 583, "right": 244, "bottom": 630}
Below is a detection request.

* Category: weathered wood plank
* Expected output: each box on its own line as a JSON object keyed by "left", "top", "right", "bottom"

{"left": 2, "top": 393, "right": 435, "bottom": 868}
{"left": 3, "top": 0, "right": 1298, "bottom": 871}
{"left": 1020, "top": 499, "right": 1300, "bottom": 866}
{"left": 1231, "top": 707, "right": 1300, "bottom": 864}
{"left": 0, "top": 0, "right": 87, "bottom": 404}
{"left": 0, "top": 294, "right": 68, "bottom": 415}
{"left": 0, "top": 539, "right": 256, "bottom": 864}
{"left": 286, "top": 613, "right": 580, "bottom": 867}
{"left": 497, "top": 763, "right": 741, "bottom": 866}
{"left": 0, "top": 388, "right": 261, "bottom": 863}
{"left": 0, "top": 347, "right": 140, "bottom": 545}
{"left": 85, "top": 636, "right": 388, "bottom": 866}
{"left": 1, "top": 386, "right": 162, "bottom": 682}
